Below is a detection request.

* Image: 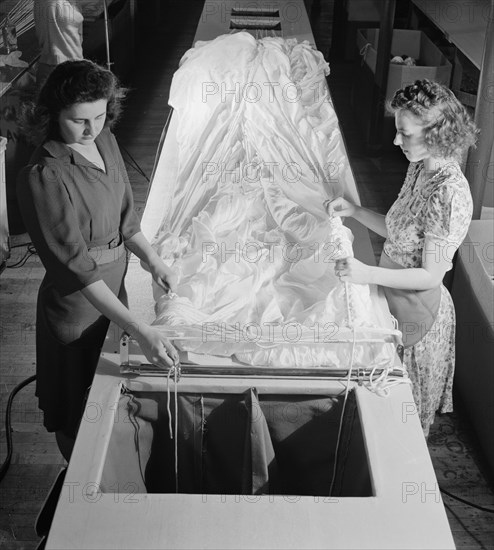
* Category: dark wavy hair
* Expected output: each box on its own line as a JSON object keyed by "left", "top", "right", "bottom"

{"left": 387, "top": 79, "right": 478, "bottom": 160}
{"left": 19, "top": 59, "right": 127, "bottom": 145}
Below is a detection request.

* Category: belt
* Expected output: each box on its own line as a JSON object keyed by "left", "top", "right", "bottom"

{"left": 87, "top": 235, "right": 125, "bottom": 264}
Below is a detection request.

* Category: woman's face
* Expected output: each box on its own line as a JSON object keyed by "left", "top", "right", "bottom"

{"left": 393, "top": 110, "right": 430, "bottom": 163}
{"left": 58, "top": 99, "right": 108, "bottom": 145}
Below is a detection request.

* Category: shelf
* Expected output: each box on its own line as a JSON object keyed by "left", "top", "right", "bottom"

{"left": 410, "top": 0, "right": 490, "bottom": 69}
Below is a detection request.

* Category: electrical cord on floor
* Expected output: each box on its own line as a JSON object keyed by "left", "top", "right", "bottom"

{"left": 440, "top": 485, "right": 494, "bottom": 513}
{"left": 0, "top": 374, "right": 36, "bottom": 484}
{"left": 10, "top": 241, "right": 33, "bottom": 249}
{"left": 6, "top": 243, "right": 37, "bottom": 269}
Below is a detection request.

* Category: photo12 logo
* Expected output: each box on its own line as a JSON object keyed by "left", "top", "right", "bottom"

{"left": 421, "top": 1, "right": 493, "bottom": 24}
{"left": 402, "top": 481, "right": 441, "bottom": 504}
{"left": 201, "top": 321, "right": 342, "bottom": 344}
{"left": 201, "top": 80, "right": 322, "bottom": 105}
{"left": 201, "top": 160, "right": 341, "bottom": 185}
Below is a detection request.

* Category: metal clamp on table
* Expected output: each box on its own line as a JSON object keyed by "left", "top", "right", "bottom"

{"left": 118, "top": 330, "right": 407, "bottom": 384}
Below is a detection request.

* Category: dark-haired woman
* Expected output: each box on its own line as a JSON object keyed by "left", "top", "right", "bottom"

{"left": 325, "top": 79, "right": 478, "bottom": 437}
{"left": 17, "top": 60, "right": 179, "bottom": 460}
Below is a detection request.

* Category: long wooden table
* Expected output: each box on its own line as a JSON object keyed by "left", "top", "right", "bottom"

{"left": 45, "top": 2, "right": 455, "bottom": 548}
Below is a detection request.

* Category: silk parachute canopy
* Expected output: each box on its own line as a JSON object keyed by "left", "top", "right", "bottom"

{"left": 150, "top": 32, "right": 396, "bottom": 369}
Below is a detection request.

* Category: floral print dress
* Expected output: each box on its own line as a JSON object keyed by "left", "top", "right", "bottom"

{"left": 383, "top": 160, "right": 473, "bottom": 436}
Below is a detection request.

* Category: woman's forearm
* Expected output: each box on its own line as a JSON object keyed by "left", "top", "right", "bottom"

{"left": 81, "top": 279, "right": 178, "bottom": 368}
{"left": 368, "top": 265, "right": 441, "bottom": 290}
{"left": 81, "top": 279, "right": 147, "bottom": 338}
{"left": 124, "top": 231, "right": 177, "bottom": 292}
{"left": 124, "top": 231, "right": 161, "bottom": 268}
{"left": 352, "top": 206, "right": 388, "bottom": 238}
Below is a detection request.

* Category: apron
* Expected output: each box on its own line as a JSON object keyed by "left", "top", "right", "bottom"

{"left": 36, "top": 233, "right": 128, "bottom": 436}
{"left": 379, "top": 251, "right": 442, "bottom": 348}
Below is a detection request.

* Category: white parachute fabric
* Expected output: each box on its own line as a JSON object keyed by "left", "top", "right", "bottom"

{"left": 151, "top": 33, "right": 395, "bottom": 368}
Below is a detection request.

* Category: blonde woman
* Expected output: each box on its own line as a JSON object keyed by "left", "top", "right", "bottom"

{"left": 326, "top": 79, "right": 478, "bottom": 436}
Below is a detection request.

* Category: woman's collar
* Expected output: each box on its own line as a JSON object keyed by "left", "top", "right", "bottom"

{"left": 42, "top": 127, "right": 110, "bottom": 164}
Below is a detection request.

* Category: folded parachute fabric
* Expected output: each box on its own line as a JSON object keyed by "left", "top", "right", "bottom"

{"left": 151, "top": 32, "right": 396, "bottom": 368}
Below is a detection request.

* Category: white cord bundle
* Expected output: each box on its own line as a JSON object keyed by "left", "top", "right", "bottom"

{"left": 0, "top": 0, "right": 34, "bottom": 50}
{"left": 166, "top": 365, "right": 180, "bottom": 493}
{"left": 364, "top": 363, "right": 410, "bottom": 397}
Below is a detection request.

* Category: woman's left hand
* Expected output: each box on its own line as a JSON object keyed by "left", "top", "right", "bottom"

{"left": 335, "top": 257, "right": 370, "bottom": 284}
{"left": 149, "top": 260, "right": 178, "bottom": 294}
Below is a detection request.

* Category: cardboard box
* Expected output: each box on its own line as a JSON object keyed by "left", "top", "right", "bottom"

{"left": 342, "top": 0, "right": 381, "bottom": 61}
{"left": 352, "top": 29, "right": 452, "bottom": 149}
{"left": 356, "top": 28, "right": 452, "bottom": 102}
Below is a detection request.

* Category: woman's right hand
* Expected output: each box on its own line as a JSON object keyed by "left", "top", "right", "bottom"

{"left": 133, "top": 324, "right": 179, "bottom": 369}
{"left": 324, "top": 197, "right": 356, "bottom": 219}
{"left": 80, "top": 280, "right": 180, "bottom": 369}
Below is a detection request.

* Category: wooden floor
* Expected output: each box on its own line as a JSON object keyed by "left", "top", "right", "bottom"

{"left": 1, "top": 1, "right": 493, "bottom": 548}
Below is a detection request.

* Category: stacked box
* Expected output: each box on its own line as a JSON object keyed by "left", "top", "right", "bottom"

{"left": 342, "top": 0, "right": 381, "bottom": 60}
{"left": 352, "top": 29, "right": 452, "bottom": 149}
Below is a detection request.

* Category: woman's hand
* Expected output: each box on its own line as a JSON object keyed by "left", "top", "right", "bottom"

{"left": 149, "top": 260, "right": 178, "bottom": 294}
{"left": 335, "top": 257, "right": 371, "bottom": 284}
{"left": 324, "top": 197, "right": 356, "bottom": 219}
{"left": 134, "top": 324, "right": 179, "bottom": 369}
{"left": 125, "top": 232, "right": 178, "bottom": 294}
{"left": 80, "top": 280, "right": 180, "bottom": 369}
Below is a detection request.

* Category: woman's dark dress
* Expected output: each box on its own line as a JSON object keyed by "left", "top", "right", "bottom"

{"left": 17, "top": 127, "right": 140, "bottom": 438}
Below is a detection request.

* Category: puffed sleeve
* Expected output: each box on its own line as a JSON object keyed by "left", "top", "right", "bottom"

{"left": 423, "top": 180, "right": 473, "bottom": 266}
{"left": 17, "top": 163, "right": 101, "bottom": 295}
{"left": 110, "top": 132, "right": 141, "bottom": 241}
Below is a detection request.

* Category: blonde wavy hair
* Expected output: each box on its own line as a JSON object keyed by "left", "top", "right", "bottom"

{"left": 387, "top": 79, "right": 478, "bottom": 160}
